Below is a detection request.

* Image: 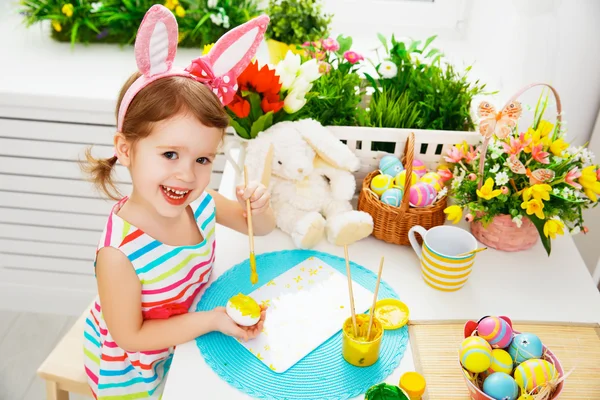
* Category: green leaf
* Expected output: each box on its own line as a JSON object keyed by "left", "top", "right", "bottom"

{"left": 527, "top": 214, "right": 551, "bottom": 256}
{"left": 250, "top": 112, "right": 274, "bottom": 138}
{"left": 377, "top": 33, "right": 388, "bottom": 53}
{"left": 337, "top": 34, "right": 352, "bottom": 54}
{"left": 408, "top": 40, "right": 421, "bottom": 53}
{"left": 228, "top": 118, "right": 249, "bottom": 139}
{"left": 70, "top": 21, "right": 80, "bottom": 49}
{"left": 425, "top": 49, "right": 439, "bottom": 58}
{"left": 422, "top": 35, "right": 437, "bottom": 51}
{"left": 247, "top": 92, "right": 262, "bottom": 122}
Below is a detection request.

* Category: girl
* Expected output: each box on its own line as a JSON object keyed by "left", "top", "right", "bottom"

{"left": 80, "top": 6, "right": 273, "bottom": 399}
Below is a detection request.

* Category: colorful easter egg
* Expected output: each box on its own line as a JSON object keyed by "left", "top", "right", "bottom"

{"left": 508, "top": 333, "right": 543, "bottom": 365}
{"left": 370, "top": 174, "right": 394, "bottom": 196}
{"left": 420, "top": 172, "right": 444, "bottom": 191}
{"left": 459, "top": 336, "right": 492, "bottom": 373}
{"left": 409, "top": 182, "right": 437, "bottom": 207}
{"left": 487, "top": 349, "right": 513, "bottom": 375}
{"left": 379, "top": 155, "right": 404, "bottom": 176}
{"left": 514, "top": 359, "right": 558, "bottom": 394}
{"left": 477, "top": 316, "right": 514, "bottom": 349}
{"left": 380, "top": 188, "right": 404, "bottom": 207}
{"left": 412, "top": 159, "right": 427, "bottom": 178}
{"left": 483, "top": 372, "right": 519, "bottom": 400}
{"left": 394, "top": 170, "right": 418, "bottom": 188}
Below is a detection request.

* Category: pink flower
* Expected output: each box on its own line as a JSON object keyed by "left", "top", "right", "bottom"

{"left": 597, "top": 168, "right": 600, "bottom": 181}
{"left": 565, "top": 167, "right": 582, "bottom": 189}
{"left": 321, "top": 37, "right": 340, "bottom": 52}
{"left": 437, "top": 167, "right": 453, "bottom": 182}
{"left": 343, "top": 50, "right": 364, "bottom": 64}
{"left": 444, "top": 146, "right": 464, "bottom": 163}
{"left": 318, "top": 62, "right": 331, "bottom": 74}
{"left": 465, "top": 213, "right": 474, "bottom": 222}
{"left": 464, "top": 145, "right": 479, "bottom": 163}
{"left": 501, "top": 186, "right": 509, "bottom": 195}
{"left": 468, "top": 173, "right": 477, "bottom": 181}
{"left": 501, "top": 133, "right": 530, "bottom": 156}
{"left": 531, "top": 143, "right": 550, "bottom": 164}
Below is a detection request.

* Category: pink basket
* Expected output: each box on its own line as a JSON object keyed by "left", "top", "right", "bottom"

{"left": 471, "top": 214, "right": 538, "bottom": 252}
{"left": 460, "top": 319, "right": 565, "bottom": 399}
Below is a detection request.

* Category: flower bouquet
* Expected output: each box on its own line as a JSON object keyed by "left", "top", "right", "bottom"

{"left": 225, "top": 51, "right": 321, "bottom": 139}
{"left": 443, "top": 83, "right": 599, "bottom": 255}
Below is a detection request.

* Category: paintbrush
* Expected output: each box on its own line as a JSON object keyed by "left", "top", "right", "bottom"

{"left": 456, "top": 247, "right": 488, "bottom": 257}
{"left": 367, "top": 256, "right": 384, "bottom": 341}
{"left": 244, "top": 166, "right": 258, "bottom": 285}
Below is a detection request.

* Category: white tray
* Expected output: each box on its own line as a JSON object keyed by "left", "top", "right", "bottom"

{"left": 240, "top": 256, "right": 373, "bottom": 373}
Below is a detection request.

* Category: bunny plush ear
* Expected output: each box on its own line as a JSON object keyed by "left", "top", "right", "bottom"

{"left": 203, "top": 14, "right": 269, "bottom": 82}
{"left": 134, "top": 5, "right": 179, "bottom": 78}
{"left": 245, "top": 135, "right": 275, "bottom": 188}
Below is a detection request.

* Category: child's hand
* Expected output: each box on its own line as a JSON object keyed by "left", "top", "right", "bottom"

{"left": 236, "top": 181, "right": 271, "bottom": 217}
{"left": 212, "top": 305, "right": 267, "bottom": 342}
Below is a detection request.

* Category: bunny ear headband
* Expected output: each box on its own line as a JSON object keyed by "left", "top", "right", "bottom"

{"left": 117, "top": 4, "right": 269, "bottom": 132}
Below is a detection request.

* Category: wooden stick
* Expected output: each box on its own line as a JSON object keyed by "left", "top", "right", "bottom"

{"left": 244, "top": 166, "right": 258, "bottom": 284}
{"left": 367, "top": 256, "right": 384, "bottom": 340}
{"left": 343, "top": 244, "right": 358, "bottom": 337}
{"left": 456, "top": 247, "right": 488, "bottom": 257}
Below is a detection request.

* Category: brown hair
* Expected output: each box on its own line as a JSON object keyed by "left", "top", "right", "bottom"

{"left": 81, "top": 72, "right": 230, "bottom": 200}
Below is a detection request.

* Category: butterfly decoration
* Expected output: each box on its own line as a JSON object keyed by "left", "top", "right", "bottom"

{"left": 507, "top": 156, "right": 555, "bottom": 184}
{"left": 477, "top": 101, "right": 523, "bottom": 139}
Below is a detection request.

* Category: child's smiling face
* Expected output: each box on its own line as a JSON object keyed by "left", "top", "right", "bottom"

{"left": 119, "top": 112, "right": 223, "bottom": 219}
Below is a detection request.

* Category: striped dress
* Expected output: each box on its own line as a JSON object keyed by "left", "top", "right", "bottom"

{"left": 83, "top": 192, "right": 216, "bottom": 399}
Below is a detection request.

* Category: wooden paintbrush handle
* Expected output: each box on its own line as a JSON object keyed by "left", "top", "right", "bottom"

{"left": 243, "top": 166, "right": 255, "bottom": 252}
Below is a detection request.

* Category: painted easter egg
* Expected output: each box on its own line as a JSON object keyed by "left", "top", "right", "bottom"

{"left": 226, "top": 293, "right": 261, "bottom": 326}
{"left": 487, "top": 349, "right": 514, "bottom": 375}
{"left": 379, "top": 155, "right": 404, "bottom": 176}
{"left": 478, "top": 316, "right": 514, "bottom": 349}
{"left": 508, "top": 333, "right": 543, "bottom": 365}
{"left": 459, "top": 336, "right": 492, "bottom": 373}
{"left": 394, "top": 170, "right": 418, "bottom": 189}
{"left": 483, "top": 372, "right": 519, "bottom": 400}
{"left": 370, "top": 174, "right": 394, "bottom": 196}
{"left": 514, "top": 359, "right": 558, "bottom": 393}
{"left": 420, "top": 172, "right": 444, "bottom": 191}
{"left": 380, "top": 188, "right": 404, "bottom": 207}
{"left": 412, "top": 159, "right": 427, "bottom": 178}
{"left": 409, "top": 182, "right": 437, "bottom": 207}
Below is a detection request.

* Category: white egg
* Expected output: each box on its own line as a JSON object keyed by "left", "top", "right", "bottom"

{"left": 226, "top": 294, "right": 261, "bottom": 327}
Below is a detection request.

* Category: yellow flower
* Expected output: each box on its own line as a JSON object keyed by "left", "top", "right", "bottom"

{"left": 61, "top": 3, "right": 74, "bottom": 17}
{"left": 537, "top": 120, "right": 554, "bottom": 137}
{"left": 476, "top": 178, "right": 502, "bottom": 200}
{"left": 202, "top": 43, "right": 214, "bottom": 55}
{"left": 51, "top": 20, "right": 62, "bottom": 32}
{"left": 444, "top": 205, "right": 462, "bottom": 224}
{"left": 524, "top": 120, "right": 553, "bottom": 153}
{"left": 164, "top": 0, "right": 179, "bottom": 10}
{"left": 550, "top": 138, "right": 569, "bottom": 157}
{"left": 543, "top": 219, "right": 565, "bottom": 239}
{"left": 175, "top": 5, "right": 186, "bottom": 17}
{"left": 522, "top": 184, "right": 551, "bottom": 202}
{"left": 521, "top": 199, "right": 545, "bottom": 219}
{"left": 578, "top": 165, "right": 600, "bottom": 202}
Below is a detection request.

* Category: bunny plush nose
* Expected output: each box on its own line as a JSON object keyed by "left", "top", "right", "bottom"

{"left": 297, "top": 168, "right": 304, "bottom": 173}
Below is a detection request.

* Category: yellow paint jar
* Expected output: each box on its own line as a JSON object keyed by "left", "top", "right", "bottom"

{"left": 342, "top": 314, "right": 384, "bottom": 367}
{"left": 399, "top": 372, "right": 426, "bottom": 399}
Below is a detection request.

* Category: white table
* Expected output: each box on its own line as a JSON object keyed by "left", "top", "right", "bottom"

{"left": 163, "top": 154, "right": 600, "bottom": 399}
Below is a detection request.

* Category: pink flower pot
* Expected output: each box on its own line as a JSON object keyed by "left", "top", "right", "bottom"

{"left": 470, "top": 214, "right": 538, "bottom": 252}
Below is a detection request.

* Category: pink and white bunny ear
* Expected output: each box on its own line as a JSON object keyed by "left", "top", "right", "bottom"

{"left": 203, "top": 14, "right": 270, "bottom": 81}
{"left": 134, "top": 4, "right": 179, "bottom": 78}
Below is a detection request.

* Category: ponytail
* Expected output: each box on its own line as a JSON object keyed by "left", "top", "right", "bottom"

{"left": 80, "top": 147, "right": 121, "bottom": 201}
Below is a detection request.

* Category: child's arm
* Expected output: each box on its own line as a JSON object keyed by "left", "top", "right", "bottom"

{"left": 208, "top": 183, "right": 275, "bottom": 236}
{"left": 96, "top": 247, "right": 266, "bottom": 352}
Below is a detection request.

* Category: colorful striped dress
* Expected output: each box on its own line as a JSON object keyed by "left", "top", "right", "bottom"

{"left": 83, "top": 192, "right": 216, "bottom": 399}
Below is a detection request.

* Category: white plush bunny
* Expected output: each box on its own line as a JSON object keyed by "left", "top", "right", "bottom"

{"left": 244, "top": 119, "right": 374, "bottom": 248}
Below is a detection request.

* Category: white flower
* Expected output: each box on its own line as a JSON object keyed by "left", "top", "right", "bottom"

{"left": 437, "top": 187, "right": 448, "bottom": 200}
{"left": 489, "top": 164, "right": 500, "bottom": 173}
{"left": 570, "top": 226, "right": 581, "bottom": 235}
{"left": 580, "top": 148, "right": 594, "bottom": 167}
{"left": 378, "top": 61, "right": 398, "bottom": 79}
{"left": 512, "top": 215, "right": 523, "bottom": 228}
{"left": 297, "top": 58, "right": 321, "bottom": 83}
{"left": 289, "top": 77, "right": 312, "bottom": 96}
{"left": 553, "top": 188, "right": 561, "bottom": 195}
{"left": 210, "top": 13, "right": 223, "bottom": 26}
{"left": 495, "top": 171, "right": 509, "bottom": 186}
{"left": 207, "top": 0, "right": 218, "bottom": 8}
{"left": 283, "top": 87, "right": 308, "bottom": 113}
{"left": 562, "top": 187, "right": 574, "bottom": 198}
{"left": 276, "top": 51, "right": 302, "bottom": 91}
{"left": 222, "top": 15, "right": 230, "bottom": 28}
{"left": 90, "top": 2, "right": 102, "bottom": 12}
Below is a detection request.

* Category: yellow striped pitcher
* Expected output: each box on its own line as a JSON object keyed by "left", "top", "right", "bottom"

{"left": 408, "top": 225, "right": 478, "bottom": 292}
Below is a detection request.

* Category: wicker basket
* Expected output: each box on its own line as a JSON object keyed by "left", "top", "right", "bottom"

{"left": 357, "top": 132, "right": 447, "bottom": 245}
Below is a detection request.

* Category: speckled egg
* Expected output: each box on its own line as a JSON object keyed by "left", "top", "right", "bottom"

{"left": 394, "top": 170, "right": 418, "bottom": 189}
{"left": 478, "top": 316, "right": 514, "bottom": 349}
{"left": 459, "top": 336, "right": 492, "bottom": 373}
{"left": 380, "top": 188, "right": 404, "bottom": 207}
{"left": 508, "top": 333, "right": 543, "bottom": 365}
{"left": 226, "top": 293, "right": 261, "bottom": 326}
{"left": 487, "top": 349, "right": 514, "bottom": 375}
{"left": 409, "top": 182, "right": 437, "bottom": 207}
{"left": 514, "top": 359, "right": 558, "bottom": 394}
{"left": 412, "top": 159, "right": 427, "bottom": 178}
{"left": 483, "top": 372, "right": 519, "bottom": 400}
{"left": 370, "top": 174, "right": 394, "bottom": 196}
{"left": 420, "top": 172, "right": 444, "bottom": 191}
{"left": 379, "top": 155, "right": 404, "bottom": 176}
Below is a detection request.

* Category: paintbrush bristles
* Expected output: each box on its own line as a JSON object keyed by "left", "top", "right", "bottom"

{"left": 367, "top": 256, "right": 384, "bottom": 340}
{"left": 244, "top": 166, "right": 258, "bottom": 284}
